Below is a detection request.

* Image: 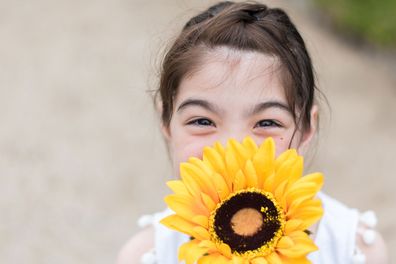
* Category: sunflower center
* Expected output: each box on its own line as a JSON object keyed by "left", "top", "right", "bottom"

{"left": 209, "top": 188, "right": 284, "bottom": 256}
{"left": 231, "top": 208, "right": 263, "bottom": 236}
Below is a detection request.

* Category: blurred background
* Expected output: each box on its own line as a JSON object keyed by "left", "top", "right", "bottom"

{"left": 0, "top": 0, "right": 395, "bottom": 263}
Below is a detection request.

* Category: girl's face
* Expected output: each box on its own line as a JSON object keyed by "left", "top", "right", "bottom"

{"left": 163, "top": 48, "right": 316, "bottom": 177}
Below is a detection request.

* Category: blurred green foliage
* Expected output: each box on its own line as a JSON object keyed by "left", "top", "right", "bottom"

{"left": 313, "top": 0, "right": 396, "bottom": 48}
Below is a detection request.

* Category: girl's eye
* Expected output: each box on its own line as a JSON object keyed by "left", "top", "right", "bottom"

{"left": 187, "top": 118, "right": 215, "bottom": 127}
{"left": 254, "top": 119, "right": 281, "bottom": 128}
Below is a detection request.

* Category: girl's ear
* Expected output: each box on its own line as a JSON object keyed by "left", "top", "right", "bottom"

{"left": 156, "top": 98, "right": 172, "bottom": 141}
{"left": 161, "top": 122, "right": 171, "bottom": 141}
{"left": 298, "top": 105, "right": 318, "bottom": 155}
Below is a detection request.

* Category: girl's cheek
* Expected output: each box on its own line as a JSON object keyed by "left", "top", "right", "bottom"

{"left": 172, "top": 137, "right": 212, "bottom": 167}
{"left": 273, "top": 137, "right": 290, "bottom": 156}
{"left": 255, "top": 134, "right": 296, "bottom": 156}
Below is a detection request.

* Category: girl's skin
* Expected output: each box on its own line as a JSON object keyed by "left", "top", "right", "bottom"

{"left": 118, "top": 48, "right": 388, "bottom": 264}
{"left": 164, "top": 48, "right": 315, "bottom": 173}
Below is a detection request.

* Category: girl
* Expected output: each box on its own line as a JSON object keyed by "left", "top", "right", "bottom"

{"left": 119, "top": 2, "right": 388, "bottom": 263}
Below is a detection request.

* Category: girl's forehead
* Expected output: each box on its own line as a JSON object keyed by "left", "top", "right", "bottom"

{"left": 177, "top": 47, "right": 286, "bottom": 103}
{"left": 192, "top": 47, "right": 281, "bottom": 78}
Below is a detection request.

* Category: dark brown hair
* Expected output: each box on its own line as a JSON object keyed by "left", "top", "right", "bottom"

{"left": 158, "top": 1, "right": 319, "bottom": 132}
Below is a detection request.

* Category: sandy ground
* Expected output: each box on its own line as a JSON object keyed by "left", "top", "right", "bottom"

{"left": 0, "top": 0, "right": 395, "bottom": 263}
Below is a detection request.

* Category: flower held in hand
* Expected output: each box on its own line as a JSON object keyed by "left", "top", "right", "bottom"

{"left": 161, "top": 137, "right": 323, "bottom": 263}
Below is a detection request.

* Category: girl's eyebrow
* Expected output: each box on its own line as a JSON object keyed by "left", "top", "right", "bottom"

{"left": 176, "top": 98, "right": 220, "bottom": 114}
{"left": 248, "top": 101, "right": 291, "bottom": 116}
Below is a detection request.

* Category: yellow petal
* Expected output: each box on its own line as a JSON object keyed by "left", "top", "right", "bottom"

{"left": 287, "top": 156, "right": 304, "bottom": 185}
{"left": 243, "top": 159, "right": 258, "bottom": 188}
{"left": 189, "top": 158, "right": 221, "bottom": 202}
{"left": 266, "top": 252, "right": 282, "bottom": 264}
{"left": 164, "top": 194, "right": 196, "bottom": 220}
{"left": 181, "top": 162, "right": 218, "bottom": 202}
{"left": 228, "top": 138, "right": 250, "bottom": 167}
{"left": 211, "top": 172, "right": 230, "bottom": 201}
{"left": 189, "top": 157, "right": 213, "bottom": 175}
{"left": 298, "top": 172, "right": 324, "bottom": 187}
{"left": 260, "top": 137, "right": 276, "bottom": 155}
{"left": 274, "top": 155, "right": 303, "bottom": 193}
{"left": 251, "top": 257, "right": 268, "bottom": 264}
{"left": 274, "top": 180, "right": 288, "bottom": 209}
{"left": 160, "top": 214, "right": 197, "bottom": 237}
{"left": 286, "top": 230, "right": 319, "bottom": 256}
{"left": 262, "top": 172, "right": 275, "bottom": 193}
{"left": 180, "top": 163, "right": 204, "bottom": 199}
{"left": 284, "top": 219, "right": 304, "bottom": 235}
{"left": 214, "top": 254, "right": 232, "bottom": 264}
{"left": 276, "top": 236, "right": 294, "bottom": 249}
{"left": 198, "top": 253, "right": 230, "bottom": 264}
{"left": 232, "top": 255, "right": 248, "bottom": 264}
{"left": 286, "top": 173, "right": 323, "bottom": 202}
{"left": 192, "top": 226, "right": 210, "bottom": 240}
{"left": 225, "top": 146, "right": 240, "bottom": 185}
{"left": 233, "top": 170, "right": 246, "bottom": 192}
{"left": 277, "top": 233, "right": 318, "bottom": 258}
{"left": 203, "top": 146, "right": 227, "bottom": 177}
{"left": 273, "top": 155, "right": 299, "bottom": 190}
{"left": 287, "top": 198, "right": 322, "bottom": 218}
{"left": 214, "top": 141, "right": 226, "bottom": 157}
{"left": 201, "top": 192, "right": 217, "bottom": 212}
{"left": 242, "top": 136, "right": 258, "bottom": 158}
{"left": 192, "top": 215, "right": 209, "bottom": 229}
{"left": 179, "top": 240, "right": 208, "bottom": 264}
{"left": 288, "top": 203, "right": 323, "bottom": 229}
{"left": 275, "top": 149, "right": 298, "bottom": 170}
{"left": 178, "top": 240, "right": 195, "bottom": 262}
{"left": 277, "top": 246, "right": 317, "bottom": 259}
{"left": 253, "top": 138, "right": 275, "bottom": 187}
{"left": 198, "top": 255, "right": 219, "bottom": 264}
{"left": 198, "top": 239, "right": 217, "bottom": 249}
{"left": 216, "top": 243, "right": 232, "bottom": 258}
{"left": 164, "top": 193, "right": 208, "bottom": 218}
{"left": 286, "top": 183, "right": 321, "bottom": 212}
{"left": 166, "top": 180, "right": 189, "bottom": 196}
{"left": 279, "top": 256, "right": 311, "bottom": 264}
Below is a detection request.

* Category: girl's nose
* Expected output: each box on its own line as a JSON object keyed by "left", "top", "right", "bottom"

{"left": 217, "top": 129, "right": 253, "bottom": 146}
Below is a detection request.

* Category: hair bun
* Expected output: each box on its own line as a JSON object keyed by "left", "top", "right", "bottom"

{"left": 183, "top": 1, "right": 234, "bottom": 29}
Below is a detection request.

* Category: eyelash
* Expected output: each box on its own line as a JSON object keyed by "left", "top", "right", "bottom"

{"left": 254, "top": 119, "right": 281, "bottom": 128}
{"left": 186, "top": 118, "right": 216, "bottom": 127}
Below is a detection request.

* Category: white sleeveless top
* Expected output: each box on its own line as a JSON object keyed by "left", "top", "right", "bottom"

{"left": 139, "top": 192, "right": 378, "bottom": 264}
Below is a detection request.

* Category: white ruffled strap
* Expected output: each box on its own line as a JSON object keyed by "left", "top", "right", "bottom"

{"left": 352, "top": 210, "right": 379, "bottom": 263}
{"left": 141, "top": 248, "right": 157, "bottom": 264}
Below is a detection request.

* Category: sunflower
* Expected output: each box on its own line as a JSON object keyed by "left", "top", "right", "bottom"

{"left": 161, "top": 137, "right": 323, "bottom": 263}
